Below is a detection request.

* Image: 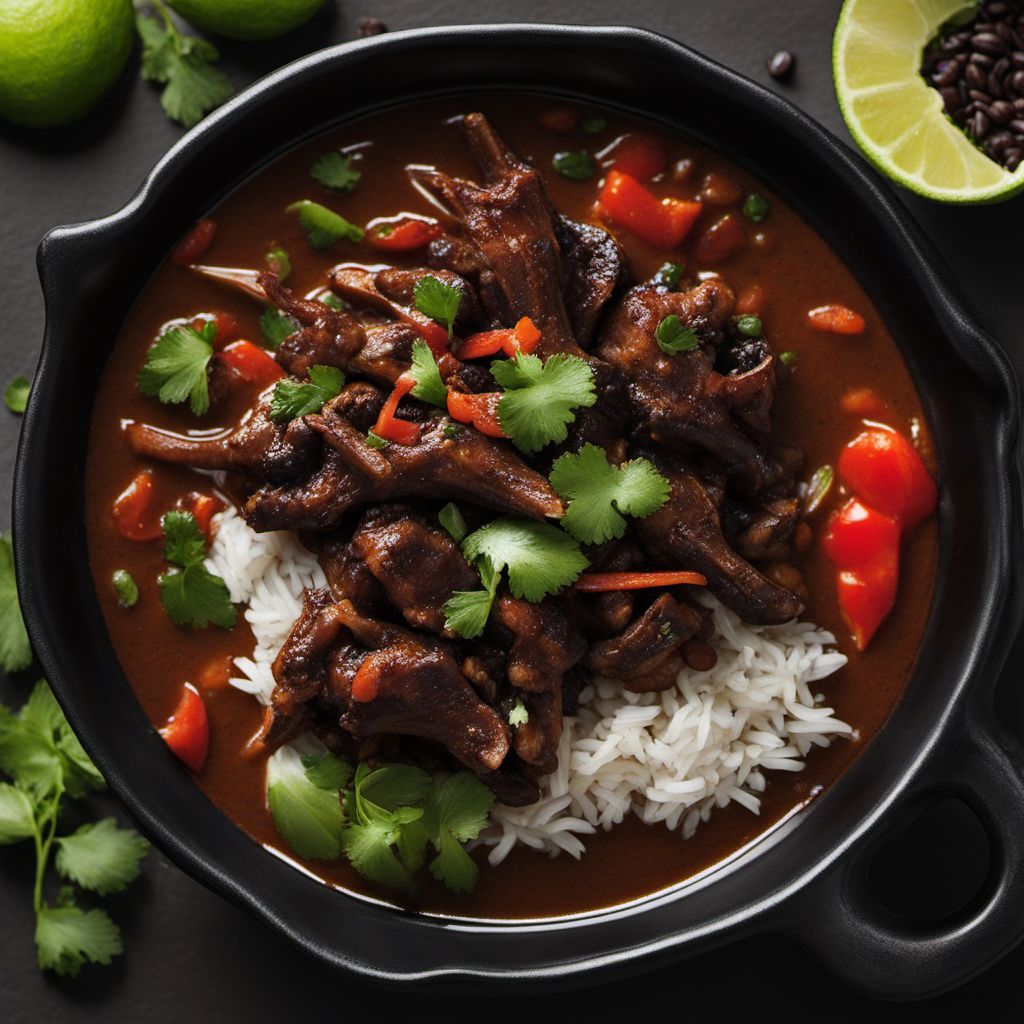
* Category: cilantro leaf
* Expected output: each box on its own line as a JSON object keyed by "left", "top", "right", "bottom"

{"left": 655, "top": 314, "right": 700, "bottom": 355}
{"left": 158, "top": 565, "right": 236, "bottom": 629}
{"left": 161, "top": 511, "right": 207, "bottom": 568}
{"left": 552, "top": 150, "right": 596, "bottom": 180}
{"left": 365, "top": 430, "right": 390, "bottom": 449}
{"left": 423, "top": 772, "right": 493, "bottom": 893}
{"left": 462, "top": 518, "right": 588, "bottom": 602}
{"left": 266, "top": 745, "right": 345, "bottom": 860}
{"left": 54, "top": 819, "right": 149, "bottom": 896}
{"left": 0, "top": 782, "right": 35, "bottom": 843}
{"left": 508, "top": 699, "right": 529, "bottom": 727}
{"left": 408, "top": 339, "right": 447, "bottom": 406}
{"left": 259, "top": 307, "right": 299, "bottom": 349}
{"left": 358, "top": 764, "right": 433, "bottom": 812}
{"left": 301, "top": 752, "right": 353, "bottom": 791}
{"left": 35, "top": 905, "right": 122, "bottom": 977}
{"left": 137, "top": 323, "right": 214, "bottom": 416}
{"left": 286, "top": 200, "right": 364, "bottom": 249}
{"left": 413, "top": 275, "right": 462, "bottom": 339}
{"left": 310, "top": 152, "right": 361, "bottom": 193}
{"left": 443, "top": 557, "right": 499, "bottom": 639}
{"left": 549, "top": 443, "right": 671, "bottom": 544}
{"left": 270, "top": 365, "right": 345, "bottom": 423}
{"left": 341, "top": 818, "right": 412, "bottom": 890}
{"left": 492, "top": 352, "right": 597, "bottom": 454}
{"left": 136, "top": 9, "right": 234, "bottom": 129}
{"left": 0, "top": 533, "right": 31, "bottom": 673}
{"left": 438, "top": 502, "right": 467, "bottom": 543}
{"left": 5, "top": 376, "right": 29, "bottom": 414}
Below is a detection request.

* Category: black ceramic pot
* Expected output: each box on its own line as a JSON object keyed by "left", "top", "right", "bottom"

{"left": 14, "top": 24, "right": 1024, "bottom": 1000}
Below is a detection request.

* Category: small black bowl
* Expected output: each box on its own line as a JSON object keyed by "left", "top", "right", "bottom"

{"left": 14, "top": 25, "right": 1024, "bottom": 999}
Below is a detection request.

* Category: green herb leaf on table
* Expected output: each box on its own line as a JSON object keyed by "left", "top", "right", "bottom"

{"left": 310, "top": 152, "right": 361, "bottom": 194}
{"left": 408, "top": 339, "right": 447, "bottom": 406}
{"left": 259, "top": 307, "right": 299, "bottom": 349}
{"left": 286, "top": 200, "right": 364, "bottom": 249}
{"left": 655, "top": 315, "right": 699, "bottom": 355}
{"left": 136, "top": 3, "right": 235, "bottom": 129}
{"left": 413, "top": 275, "right": 462, "bottom": 339}
{"left": 4, "top": 376, "right": 29, "bottom": 414}
{"left": 137, "top": 321, "right": 215, "bottom": 415}
{"left": 443, "top": 556, "right": 499, "bottom": 640}
{"left": 35, "top": 905, "right": 123, "bottom": 978}
{"left": 462, "top": 517, "right": 589, "bottom": 602}
{"left": 157, "top": 512, "right": 236, "bottom": 629}
{"left": 266, "top": 745, "right": 345, "bottom": 860}
{"left": 0, "top": 782, "right": 36, "bottom": 843}
{"left": 0, "top": 534, "right": 31, "bottom": 673}
{"left": 54, "top": 819, "right": 149, "bottom": 897}
{"left": 549, "top": 443, "right": 671, "bottom": 545}
{"left": 270, "top": 365, "right": 345, "bottom": 423}
{"left": 491, "top": 352, "right": 597, "bottom": 454}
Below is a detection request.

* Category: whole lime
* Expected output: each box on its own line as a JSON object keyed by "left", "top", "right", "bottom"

{"left": 167, "top": 0, "right": 328, "bottom": 41}
{"left": 0, "top": 0, "right": 135, "bottom": 128}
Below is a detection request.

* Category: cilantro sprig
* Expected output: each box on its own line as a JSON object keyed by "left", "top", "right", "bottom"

{"left": 310, "top": 152, "right": 361, "bottom": 194}
{"left": 0, "top": 534, "right": 31, "bottom": 673}
{"left": 287, "top": 200, "right": 364, "bottom": 250}
{"left": 270, "top": 365, "right": 345, "bottom": 423}
{"left": 408, "top": 339, "right": 447, "bottom": 406}
{"left": 443, "top": 557, "right": 500, "bottom": 640}
{"left": 549, "top": 444, "right": 671, "bottom": 545}
{"left": 655, "top": 315, "right": 700, "bottom": 355}
{"left": 413, "top": 276, "right": 462, "bottom": 340}
{"left": 4, "top": 376, "right": 29, "bottom": 414}
{"left": 136, "top": 0, "right": 235, "bottom": 129}
{"left": 0, "top": 681, "right": 148, "bottom": 976}
{"left": 492, "top": 351, "right": 597, "bottom": 454}
{"left": 137, "top": 319, "right": 216, "bottom": 416}
{"left": 157, "top": 512, "right": 236, "bottom": 629}
{"left": 267, "top": 745, "right": 494, "bottom": 893}
{"left": 259, "top": 307, "right": 298, "bottom": 349}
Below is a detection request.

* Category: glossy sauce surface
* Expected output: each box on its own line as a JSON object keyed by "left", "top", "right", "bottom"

{"left": 85, "top": 95, "right": 937, "bottom": 919}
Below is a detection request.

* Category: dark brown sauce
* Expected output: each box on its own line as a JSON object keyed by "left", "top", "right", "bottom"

{"left": 84, "top": 95, "right": 937, "bottom": 920}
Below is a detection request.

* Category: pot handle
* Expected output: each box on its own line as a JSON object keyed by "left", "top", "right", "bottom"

{"left": 784, "top": 721, "right": 1024, "bottom": 999}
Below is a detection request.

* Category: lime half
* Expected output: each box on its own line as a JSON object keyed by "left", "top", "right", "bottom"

{"left": 833, "top": 0, "right": 1024, "bottom": 203}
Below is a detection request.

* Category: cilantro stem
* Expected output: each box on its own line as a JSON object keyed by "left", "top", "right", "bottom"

{"left": 32, "top": 782, "right": 63, "bottom": 915}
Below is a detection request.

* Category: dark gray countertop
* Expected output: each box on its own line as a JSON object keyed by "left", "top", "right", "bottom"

{"left": 2, "top": 1, "right": 1023, "bottom": 1018}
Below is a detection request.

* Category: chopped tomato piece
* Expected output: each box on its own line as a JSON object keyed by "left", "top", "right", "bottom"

{"left": 373, "top": 374, "right": 421, "bottom": 445}
{"left": 218, "top": 340, "right": 285, "bottom": 389}
{"left": 198, "top": 655, "right": 235, "bottom": 691}
{"left": 159, "top": 683, "right": 209, "bottom": 773}
{"left": 172, "top": 219, "right": 217, "bottom": 266}
{"left": 446, "top": 389, "right": 506, "bottom": 438}
{"left": 821, "top": 498, "right": 900, "bottom": 568}
{"left": 837, "top": 426, "right": 937, "bottom": 532}
{"left": 538, "top": 107, "right": 579, "bottom": 133}
{"left": 693, "top": 213, "right": 747, "bottom": 263}
{"left": 190, "top": 493, "right": 225, "bottom": 539}
{"left": 573, "top": 571, "right": 708, "bottom": 592}
{"left": 607, "top": 133, "right": 668, "bottom": 180}
{"left": 808, "top": 304, "right": 865, "bottom": 335}
{"left": 191, "top": 312, "right": 238, "bottom": 349}
{"left": 598, "top": 170, "right": 702, "bottom": 250}
{"left": 367, "top": 216, "right": 443, "bottom": 251}
{"left": 112, "top": 471, "right": 163, "bottom": 541}
{"left": 458, "top": 316, "right": 542, "bottom": 360}
{"left": 840, "top": 387, "right": 887, "bottom": 419}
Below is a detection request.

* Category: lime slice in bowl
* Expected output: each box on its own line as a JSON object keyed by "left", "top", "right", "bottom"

{"left": 833, "top": 0, "right": 1024, "bottom": 203}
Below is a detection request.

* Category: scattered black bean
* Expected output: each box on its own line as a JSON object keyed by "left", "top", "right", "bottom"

{"left": 767, "top": 50, "right": 795, "bottom": 80}
{"left": 920, "top": 0, "right": 1024, "bottom": 171}
{"left": 358, "top": 17, "right": 388, "bottom": 37}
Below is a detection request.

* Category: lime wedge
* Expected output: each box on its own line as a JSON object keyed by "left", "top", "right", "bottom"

{"left": 833, "top": 0, "right": 1024, "bottom": 203}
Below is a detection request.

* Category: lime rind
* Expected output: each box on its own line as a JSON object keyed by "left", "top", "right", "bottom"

{"left": 833, "top": 0, "right": 1024, "bottom": 203}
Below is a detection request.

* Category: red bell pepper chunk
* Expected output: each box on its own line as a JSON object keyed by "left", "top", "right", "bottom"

{"left": 808, "top": 304, "right": 866, "bottom": 335}
{"left": 172, "top": 219, "right": 217, "bottom": 266}
{"left": 191, "top": 312, "right": 239, "bottom": 349}
{"left": 112, "top": 471, "right": 164, "bottom": 541}
{"left": 190, "top": 493, "right": 225, "bottom": 539}
{"left": 822, "top": 498, "right": 901, "bottom": 651}
{"left": 837, "top": 426, "right": 937, "bottom": 532}
{"left": 607, "top": 133, "right": 668, "bottom": 181}
{"left": 446, "top": 389, "right": 507, "bottom": 438}
{"left": 373, "top": 374, "right": 421, "bottom": 445}
{"left": 367, "top": 216, "right": 443, "bottom": 251}
{"left": 459, "top": 316, "right": 542, "bottom": 360}
{"left": 574, "top": 571, "right": 708, "bottom": 592}
{"left": 598, "top": 170, "right": 702, "bottom": 251}
{"left": 218, "top": 340, "right": 285, "bottom": 389}
{"left": 159, "top": 683, "right": 209, "bottom": 773}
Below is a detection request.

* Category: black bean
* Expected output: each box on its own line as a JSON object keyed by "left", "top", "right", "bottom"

{"left": 989, "top": 2, "right": 1011, "bottom": 16}
{"left": 967, "top": 61, "right": 988, "bottom": 88}
{"left": 932, "top": 59, "right": 961, "bottom": 86}
{"left": 1014, "top": 97, "right": 1024, "bottom": 111}
{"left": 939, "top": 86, "right": 961, "bottom": 107}
{"left": 970, "top": 51, "right": 995, "bottom": 67}
{"left": 970, "top": 88, "right": 992, "bottom": 101}
{"left": 358, "top": 17, "right": 388, "bottom": 36}
{"left": 986, "top": 130, "right": 1014, "bottom": 153}
{"left": 989, "top": 98, "right": 1014, "bottom": 120}
{"left": 1011, "top": 52, "right": 1024, "bottom": 69}
{"left": 767, "top": 50, "right": 795, "bottom": 80}
{"left": 997, "top": 21, "right": 1015, "bottom": 44}
{"left": 973, "top": 32, "right": 1009, "bottom": 54}
{"left": 1009, "top": 118, "right": 1024, "bottom": 133}
{"left": 971, "top": 110, "right": 992, "bottom": 138}
{"left": 1005, "top": 149, "right": 1022, "bottom": 170}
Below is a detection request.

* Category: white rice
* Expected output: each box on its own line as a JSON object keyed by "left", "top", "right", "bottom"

{"left": 208, "top": 506, "right": 851, "bottom": 863}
